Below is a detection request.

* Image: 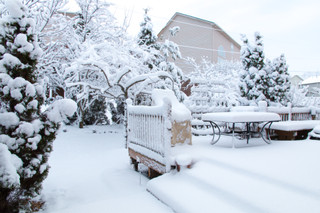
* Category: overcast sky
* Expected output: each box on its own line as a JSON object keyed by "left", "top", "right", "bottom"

{"left": 67, "top": 0, "right": 320, "bottom": 77}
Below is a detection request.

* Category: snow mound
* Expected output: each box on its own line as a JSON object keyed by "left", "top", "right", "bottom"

{"left": 152, "top": 89, "right": 191, "bottom": 122}
{"left": 175, "top": 154, "right": 192, "bottom": 166}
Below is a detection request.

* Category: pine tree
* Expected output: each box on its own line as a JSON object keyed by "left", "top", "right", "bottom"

{"left": 137, "top": 8, "right": 158, "bottom": 47}
{"left": 239, "top": 32, "right": 267, "bottom": 102}
{"left": 0, "top": 1, "right": 76, "bottom": 212}
{"left": 268, "top": 54, "right": 291, "bottom": 104}
{"left": 83, "top": 95, "right": 109, "bottom": 125}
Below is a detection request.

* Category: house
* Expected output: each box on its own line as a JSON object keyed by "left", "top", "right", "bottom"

{"left": 301, "top": 76, "right": 320, "bottom": 97}
{"left": 290, "top": 75, "right": 303, "bottom": 87}
{"left": 157, "top": 12, "right": 241, "bottom": 74}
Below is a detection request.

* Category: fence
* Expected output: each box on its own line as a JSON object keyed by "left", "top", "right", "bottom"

{"left": 126, "top": 99, "right": 172, "bottom": 174}
{"left": 268, "top": 106, "right": 319, "bottom": 121}
{"left": 190, "top": 103, "right": 320, "bottom": 135}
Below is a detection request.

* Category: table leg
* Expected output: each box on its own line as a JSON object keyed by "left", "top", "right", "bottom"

{"left": 246, "top": 122, "right": 250, "bottom": 144}
{"left": 209, "top": 121, "right": 221, "bottom": 145}
{"left": 232, "top": 123, "right": 235, "bottom": 148}
{"left": 260, "top": 121, "right": 273, "bottom": 144}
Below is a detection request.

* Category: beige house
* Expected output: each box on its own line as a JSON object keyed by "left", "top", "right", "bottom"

{"left": 158, "top": 12, "right": 241, "bottom": 74}
{"left": 290, "top": 75, "right": 303, "bottom": 87}
{"left": 301, "top": 76, "right": 320, "bottom": 97}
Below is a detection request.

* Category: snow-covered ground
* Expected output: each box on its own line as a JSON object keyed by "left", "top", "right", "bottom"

{"left": 41, "top": 125, "right": 320, "bottom": 213}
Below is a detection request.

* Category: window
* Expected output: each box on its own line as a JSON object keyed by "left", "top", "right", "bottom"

{"left": 218, "top": 45, "right": 226, "bottom": 63}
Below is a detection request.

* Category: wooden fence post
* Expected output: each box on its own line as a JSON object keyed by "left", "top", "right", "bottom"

{"left": 288, "top": 102, "right": 292, "bottom": 121}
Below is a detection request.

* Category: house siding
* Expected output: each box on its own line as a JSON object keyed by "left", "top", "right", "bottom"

{"left": 158, "top": 13, "right": 240, "bottom": 74}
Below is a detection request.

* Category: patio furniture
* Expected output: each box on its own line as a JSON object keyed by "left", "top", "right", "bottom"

{"left": 202, "top": 112, "right": 281, "bottom": 145}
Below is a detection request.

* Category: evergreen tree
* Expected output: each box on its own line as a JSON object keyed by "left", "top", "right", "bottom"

{"left": 268, "top": 54, "right": 291, "bottom": 104}
{"left": 239, "top": 32, "right": 267, "bottom": 102}
{"left": 0, "top": 1, "right": 76, "bottom": 212}
{"left": 83, "top": 95, "right": 109, "bottom": 125}
{"left": 138, "top": 8, "right": 158, "bottom": 47}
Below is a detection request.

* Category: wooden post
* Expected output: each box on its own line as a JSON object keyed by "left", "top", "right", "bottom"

{"left": 163, "top": 97, "right": 172, "bottom": 173}
{"left": 287, "top": 102, "right": 292, "bottom": 121}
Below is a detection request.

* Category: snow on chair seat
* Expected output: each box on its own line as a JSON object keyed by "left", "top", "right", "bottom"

{"left": 127, "top": 89, "right": 192, "bottom": 178}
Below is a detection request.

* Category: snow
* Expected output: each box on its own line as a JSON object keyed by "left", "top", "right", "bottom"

{"left": 230, "top": 106, "right": 257, "bottom": 112}
{"left": 4, "top": 0, "right": 24, "bottom": 18}
{"left": 202, "top": 112, "right": 281, "bottom": 123}
{"left": 41, "top": 125, "right": 173, "bottom": 213}
{"left": 14, "top": 103, "right": 26, "bottom": 113}
{"left": 40, "top": 125, "right": 320, "bottom": 213}
{"left": 312, "top": 125, "right": 320, "bottom": 134}
{"left": 301, "top": 76, "right": 320, "bottom": 85}
{"left": 0, "top": 112, "right": 20, "bottom": 128}
{"left": 15, "top": 33, "right": 34, "bottom": 53}
{"left": 10, "top": 89, "right": 23, "bottom": 100}
{"left": 46, "top": 99, "right": 77, "bottom": 123}
{"left": 0, "top": 143, "right": 22, "bottom": 188}
{"left": 152, "top": 89, "right": 191, "bottom": 122}
{"left": 26, "top": 83, "right": 36, "bottom": 97}
{"left": 269, "top": 120, "right": 320, "bottom": 131}
{"left": 175, "top": 154, "right": 192, "bottom": 166}
{"left": 1, "top": 53, "right": 22, "bottom": 69}
{"left": 148, "top": 136, "right": 320, "bottom": 213}
{"left": 16, "top": 122, "right": 35, "bottom": 137}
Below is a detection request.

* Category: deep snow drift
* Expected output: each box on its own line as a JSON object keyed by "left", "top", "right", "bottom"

{"left": 41, "top": 125, "right": 320, "bottom": 213}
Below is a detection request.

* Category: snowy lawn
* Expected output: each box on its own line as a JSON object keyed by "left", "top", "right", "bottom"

{"left": 40, "top": 125, "right": 173, "bottom": 213}
{"left": 41, "top": 125, "right": 320, "bottom": 213}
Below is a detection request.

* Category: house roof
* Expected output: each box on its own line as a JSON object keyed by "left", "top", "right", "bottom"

{"left": 301, "top": 76, "right": 320, "bottom": 85}
{"left": 290, "top": 75, "right": 303, "bottom": 81}
{"left": 158, "top": 12, "right": 241, "bottom": 49}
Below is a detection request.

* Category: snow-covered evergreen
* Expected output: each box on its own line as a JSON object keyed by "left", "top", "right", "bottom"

{"left": 267, "top": 54, "right": 291, "bottom": 105}
{"left": 138, "top": 8, "right": 158, "bottom": 47}
{"left": 239, "top": 32, "right": 291, "bottom": 105}
{"left": 0, "top": 0, "right": 76, "bottom": 212}
{"left": 137, "top": 10, "right": 184, "bottom": 102}
{"left": 239, "top": 32, "right": 266, "bottom": 102}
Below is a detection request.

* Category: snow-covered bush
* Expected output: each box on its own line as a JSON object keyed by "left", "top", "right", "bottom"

{"left": 0, "top": 1, "right": 76, "bottom": 212}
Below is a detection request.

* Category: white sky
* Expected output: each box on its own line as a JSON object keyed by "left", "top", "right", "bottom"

{"left": 66, "top": 0, "right": 320, "bottom": 77}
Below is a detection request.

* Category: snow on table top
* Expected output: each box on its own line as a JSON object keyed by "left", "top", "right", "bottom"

{"left": 269, "top": 120, "right": 320, "bottom": 131}
{"left": 202, "top": 112, "right": 281, "bottom": 123}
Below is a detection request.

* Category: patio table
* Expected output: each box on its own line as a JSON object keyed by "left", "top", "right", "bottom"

{"left": 202, "top": 112, "right": 281, "bottom": 145}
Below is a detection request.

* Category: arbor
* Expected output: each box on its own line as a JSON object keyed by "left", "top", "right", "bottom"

{"left": 0, "top": 0, "right": 76, "bottom": 212}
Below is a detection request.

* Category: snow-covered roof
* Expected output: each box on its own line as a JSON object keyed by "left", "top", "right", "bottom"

{"left": 301, "top": 76, "right": 320, "bottom": 85}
